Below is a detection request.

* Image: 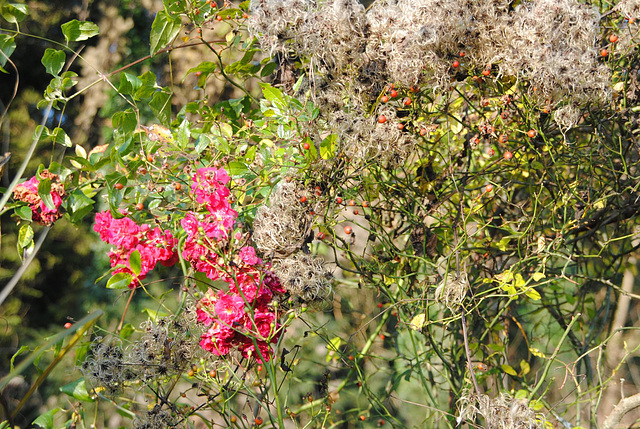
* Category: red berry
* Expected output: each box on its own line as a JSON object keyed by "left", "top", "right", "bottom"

{"left": 609, "top": 34, "right": 618, "bottom": 43}
{"left": 114, "top": 183, "right": 124, "bottom": 190}
{"left": 452, "top": 60, "right": 460, "bottom": 68}
{"left": 336, "top": 197, "right": 343, "bottom": 204}
{"left": 459, "top": 51, "right": 466, "bottom": 57}
{"left": 487, "top": 148, "right": 495, "bottom": 156}
{"left": 359, "top": 416, "right": 366, "bottom": 421}
{"left": 501, "top": 111, "right": 509, "bottom": 120}
{"left": 377, "top": 302, "right": 383, "bottom": 308}
{"left": 257, "top": 365, "right": 263, "bottom": 372}
{"left": 600, "top": 48, "right": 608, "bottom": 57}
{"left": 316, "top": 232, "right": 325, "bottom": 240}
{"left": 299, "top": 195, "right": 307, "bottom": 203}
{"left": 403, "top": 97, "right": 412, "bottom": 106}
{"left": 378, "top": 115, "right": 387, "bottom": 124}
{"left": 420, "top": 127, "right": 427, "bottom": 136}
{"left": 485, "top": 184, "right": 493, "bottom": 193}
{"left": 482, "top": 68, "right": 491, "bottom": 77}
{"left": 216, "top": 15, "right": 222, "bottom": 21}
{"left": 389, "top": 89, "right": 398, "bottom": 98}
{"left": 64, "top": 322, "right": 72, "bottom": 329}
{"left": 527, "top": 129, "right": 537, "bottom": 138}
{"left": 503, "top": 151, "right": 513, "bottom": 160}
{"left": 381, "top": 95, "right": 389, "bottom": 103}
{"left": 303, "top": 142, "right": 310, "bottom": 150}
{"left": 255, "top": 416, "right": 263, "bottom": 425}
{"left": 353, "top": 209, "right": 359, "bottom": 215}
{"left": 410, "top": 86, "right": 419, "bottom": 93}
{"left": 344, "top": 225, "right": 352, "bottom": 235}
{"left": 243, "top": 13, "right": 248, "bottom": 19}
{"left": 397, "top": 123, "right": 404, "bottom": 130}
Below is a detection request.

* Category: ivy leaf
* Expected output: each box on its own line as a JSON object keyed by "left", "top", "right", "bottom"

{"left": 0, "top": 34, "right": 16, "bottom": 73}
{"left": 150, "top": 10, "right": 181, "bottom": 56}
{"left": 61, "top": 20, "right": 99, "bottom": 43}
{"left": 1, "top": 3, "right": 28, "bottom": 24}
{"left": 41, "top": 49, "right": 65, "bottom": 76}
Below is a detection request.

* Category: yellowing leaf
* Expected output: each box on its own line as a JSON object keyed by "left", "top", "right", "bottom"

{"left": 520, "top": 359, "right": 530, "bottom": 376}
{"left": 501, "top": 364, "right": 517, "bottom": 376}
{"left": 529, "top": 347, "right": 546, "bottom": 358}
{"left": 532, "top": 272, "right": 545, "bottom": 282}
{"left": 410, "top": 314, "right": 427, "bottom": 331}
{"left": 525, "top": 287, "right": 541, "bottom": 301}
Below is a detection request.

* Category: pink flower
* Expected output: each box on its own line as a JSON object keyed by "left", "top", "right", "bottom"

{"left": 246, "top": 310, "right": 277, "bottom": 340}
{"left": 239, "top": 246, "right": 262, "bottom": 266}
{"left": 215, "top": 291, "right": 246, "bottom": 325}
{"left": 191, "top": 167, "right": 232, "bottom": 213}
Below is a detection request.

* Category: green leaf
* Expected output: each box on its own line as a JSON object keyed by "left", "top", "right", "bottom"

{"left": 41, "top": 49, "right": 65, "bottom": 76}
{"left": 149, "top": 10, "right": 181, "bottom": 56}
{"left": 14, "top": 205, "right": 32, "bottom": 222}
{"left": 120, "top": 323, "right": 135, "bottom": 340}
{"left": 0, "top": 34, "right": 16, "bottom": 72}
{"left": 18, "top": 224, "right": 34, "bottom": 249}
{"left": 106, "top": 272, "right": 133, "bottom": 289}
{"left": 10, "top": 346, "right": 29, "bottom": 372}
{"left": 51, "top": 127, "right": 72, "bottom": 147}
{"left": 65, "top": 190, "right": 94, "bottom": 224}
{"left": 33, "top": 408, "right": 62, "bottom": 429}
{"left": 260, "top": 62, "right": 277, "bottom": 77}
{"left": 112, "top": 109, "right": 138, "bottom": 136}
{"left": 149, "top": 89, "right": 172, "bottom": 125}
{"left": 60, "top": 378, "right": 94, "bottom": 402}
{"left": 37, "top": 178, "right": 55, "bottom": 210}
{"left": 1, "top": 3, "right": 28, "bottom": 24}
{"left": 259, "top": 83, "right": 285, "bottom": 105}
{"left": 61, "top": 20, "right": 99, "bottom": 43}
{"left": 129, "top": 250, "right": 141, "bottom": 277}
{"left": 185, "top": 61, "right": 217, "bottom": 78}
{"left": 118, "top": 72, "right": 142, "bottom": 95}
{"left": 501, "top": 364, "right": 518, "bottom": 377}
{"left": 227, "top": 161, "right": 248, "bottom": 176}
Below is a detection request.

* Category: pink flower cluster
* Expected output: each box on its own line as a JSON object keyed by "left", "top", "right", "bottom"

{"left": 181, "top": 167, "right": 238, "bottom": 280}
{"left": 184, "top": 167, "right": 286, "bottom": 362}
{"left": 197, "top": 247, "right": 286, "bottom": 362}
{"left": 13, "top": 170, "right": 65, "bottom": 226}
{"left": 93, "top": 211, "right": 178, "bottom": 288}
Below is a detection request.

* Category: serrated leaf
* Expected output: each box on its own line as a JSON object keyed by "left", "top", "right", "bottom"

{"left": 1, "top": 3, "right": 28, "bottom": 24}
{"left": 106, "top": 272, "right": 133, "bottom": 289}
{"left": 61, "top": 20, "right": 99, "bottom": 43}
{"left": 129, "top": 250, "right": 141, "bottom": 276}
{"left": 41, "top": 49, "right": 65, "bottom": 76}
{"left": 150, "top": 10, "right": 181, "bottom": 56}
{"left": 60, "top": 378, "right": 94, "bottom": 402}
{"left": 149, "top": 90, "right": 172, "bottom": 125}
{"left": 501, "top": 364, "right": 517, "bottom": 376}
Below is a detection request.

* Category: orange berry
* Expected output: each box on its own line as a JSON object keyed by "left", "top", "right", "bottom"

{"left": 397, "top": 123, "right": 405, "bottom": 130}
{"left": 114, "top": 183, "right": 124, "bottom": 190}
{"left": 135, "top": 202, "right": 144, "bottom": 211}
{"left": 410, "top": 86, "right": 419, "bottom": 93}
{"left": 64, "top": 322, "right": 72, "bottom": 329}
{"left": 600, "top": 48, "right": 608, "bottom": 57}
{"left": 348, "top": 199, "right": 356, "bottom": 206}
{"left": 487, "top": 148, "right": 495, "bottom": 156}
{"left": 527, "top": 129, "right": 537, "bottom": 138}
{"left": 389, "top": 89, "right": 398, "bottom": 98}
{"left": 359, "top": 416, "right": 366, "bottom": 421}
{"left": 379, "top": 334, "right": 385, "bottom": 340}
{"left": 344, "top": 225, "right": 352, "bottom": 235}
{"left": 503, "top": 151, "right": 513, "bottom": 160}
{"left": 243, "top": 13, "right": 249, "bottom": 19}
{"left": 609, "top": 34, "right": 618, "bottom": 43}
{"left": 482, "top": 68, "right": 491, "bottom": 76}
{"left": 403, "top": 97, "right": 412, "bottom": 106}
{"left": 498, "top": 134, "right": 508, "bottom": 144}
{"left": 485, "top": 184, "right": 493, "bottom": 193}
{"left": 501, "top": 111, "right": 509, "bottom": 120}
{"left": 348, "top": 355, "right": 354, "bottom": 361}
{"left": 378, "top": 115, "right": 387, "bottom": 124}
{"left": 381, "top": 95, "right": 389, "bottom": 103}
{"left": 216, "top": 15, "right": 222, "bottom": 21}
{"left": 420, "top": 127, "right": 427, "bottom": 136}
{"left": 174, "top": 182, "right": 182, "bottom": 191}
{"left": 254, "top": 416, "right": 263, "bottom": 425}
{"left": 362, "top": 200, "right": 369, "bottom": 208}
{"left": 257, "top": 365, "right": 263, "bottom": 372}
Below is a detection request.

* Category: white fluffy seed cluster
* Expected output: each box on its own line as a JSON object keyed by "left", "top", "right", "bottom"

{"left": 272, "top": 253, "right": 333, "bottom": 302}
{"left": 458, "top": 391, "right": 546, "bottom": 429}
{"left": 252, "top": 181, "right": 312, "bottom": 257}
{"left": 133, "top": 405, "right": 178, "bottom": 429}
{"left": 249, "top": 0, "right": 615, "bottom": 134}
